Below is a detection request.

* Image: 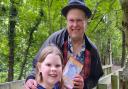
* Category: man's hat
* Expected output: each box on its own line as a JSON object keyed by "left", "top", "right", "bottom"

{"left": 61, "top": 0, "right": 92, "bottom": 18}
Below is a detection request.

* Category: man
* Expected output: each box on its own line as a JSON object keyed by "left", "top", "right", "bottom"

{"left": 25, "top": 0, "right": 103, "bottom": 89}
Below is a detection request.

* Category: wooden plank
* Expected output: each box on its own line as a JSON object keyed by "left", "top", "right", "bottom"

{"left": 102, "top": 64, "right": 112, "bottom": 69}
{"left": 0, "top": 80, "right": 24, "bottom": 89}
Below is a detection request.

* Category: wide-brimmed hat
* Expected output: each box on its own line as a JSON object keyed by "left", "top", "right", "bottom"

{"left": 61, "top": 0, "right": 92, "bottom": 18}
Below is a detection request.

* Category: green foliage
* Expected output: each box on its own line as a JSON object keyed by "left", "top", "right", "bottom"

{"left": 0, "top": 0, "right": 123, "bottom": 82}
{"left": 86, "top": 0, "right": 122, "bottom": 63}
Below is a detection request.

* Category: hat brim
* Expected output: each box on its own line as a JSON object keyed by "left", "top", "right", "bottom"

{"left": 61, "top": 4, "right": 92, "bottom": 18}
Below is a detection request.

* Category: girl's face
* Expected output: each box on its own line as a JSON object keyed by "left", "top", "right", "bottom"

{"left": 38, "top": 53, "right": 63, "bottom": 87}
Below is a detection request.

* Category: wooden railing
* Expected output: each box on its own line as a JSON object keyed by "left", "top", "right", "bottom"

{"left": 102, "top": 64, "right": 112, "bottom": 76}
{"left": 0, "top": 80, "right": 24, "bottom": 89}
{"left": 96, "top": 67, "right": 124, "bottom": 89}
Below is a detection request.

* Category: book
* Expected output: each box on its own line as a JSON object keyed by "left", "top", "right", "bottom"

{"left": 63, "top": 56, "right": 83, "bottom": 89}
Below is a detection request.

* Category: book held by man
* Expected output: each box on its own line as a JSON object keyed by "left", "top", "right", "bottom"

{"left": 63, "top": 56, "right": 83, "bottom": 89}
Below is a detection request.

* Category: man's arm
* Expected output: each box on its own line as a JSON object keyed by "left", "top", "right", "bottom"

{"left": 26, "top": 68, "right": 36, "bottom": 81}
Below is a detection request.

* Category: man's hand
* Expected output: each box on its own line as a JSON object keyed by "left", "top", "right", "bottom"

{"left": 24, "top": 79, "right": 37, "bottom": 89}
{"left": 73, "top": 74, "right": 84, "bottom": 89}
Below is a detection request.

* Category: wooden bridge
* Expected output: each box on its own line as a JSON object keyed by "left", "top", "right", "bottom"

{"left": 0, "top": 54, "right": 126, "bottom": 89}
{"left": 0, "top": 65, "right": 124, "bottom": 89}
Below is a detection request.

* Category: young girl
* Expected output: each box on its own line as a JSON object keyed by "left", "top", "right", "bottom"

{"left": 36, "top": 45, "right": 63, "bottom": 89}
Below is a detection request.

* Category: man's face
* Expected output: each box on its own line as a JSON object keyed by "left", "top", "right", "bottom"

{"left": 66, "top": 8, "right": 88, "bottom": 40}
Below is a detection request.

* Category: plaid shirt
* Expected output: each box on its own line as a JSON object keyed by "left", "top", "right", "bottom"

{"left": 68, "top": 36, "right": 85, "bottom": 64}
{"left": 63, "top": 36, "right": 91, "bottom": 80}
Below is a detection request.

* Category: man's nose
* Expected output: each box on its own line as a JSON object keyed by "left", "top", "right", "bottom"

{"left": 72, "top": 21, "right": 78, "bottom": 27}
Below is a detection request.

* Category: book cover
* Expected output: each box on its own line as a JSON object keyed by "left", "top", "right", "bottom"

{"left": 63, "top": 56, "right": 83, "bottom": 89}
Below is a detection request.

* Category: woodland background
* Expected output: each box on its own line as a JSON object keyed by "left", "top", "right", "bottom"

{"left": 0, "top": 0, "right": 128, "bottom": 83}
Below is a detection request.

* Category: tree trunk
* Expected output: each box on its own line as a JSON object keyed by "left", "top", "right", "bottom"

{"left": 107, "top": 39, "right": 112, "bottom": 65}
{"left": 120, "top": 0, "right": 128, "bottom": 54}
{"left": 18, "top": 9, "right": 43, "bottom": 80}
{"left": 48, "top": 0, "right": 52, "bottom": 35}
{"left": 120, "top": 0, "right": 128, "bottom": 83}
{"left": 8, "top": 0, "right": 17, "bottom": 81}
{"left": 121, "top": 30, "right": 126, "bottom": 67}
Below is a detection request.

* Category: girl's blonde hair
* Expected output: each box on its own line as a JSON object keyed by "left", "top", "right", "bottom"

{"left": 36, "top": 44, "right": 63, "bottom": 83}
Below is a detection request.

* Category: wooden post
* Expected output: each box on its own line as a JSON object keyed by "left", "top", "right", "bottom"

{"left": 97, "top": 84, "right": 107, "bottom": 89}
{"left": 119, "top": 71, "right": 124, "bottom": 89}
{"left": 119, "top": 70, "right": 128, "bottom": 89}
{"left": 111, "top": 75, "right": 119, "bottom": 89}
{"left": 124, "top": 81, "right": 128, "bottom": 89}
